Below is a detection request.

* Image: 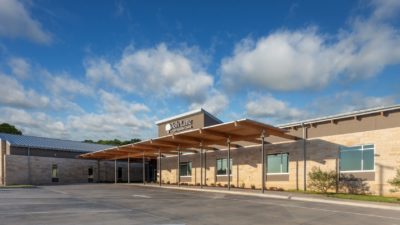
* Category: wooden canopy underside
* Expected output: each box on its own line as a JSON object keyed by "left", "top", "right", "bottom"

{"left": 79, "top": 119, "right": 299, "bottom": 160}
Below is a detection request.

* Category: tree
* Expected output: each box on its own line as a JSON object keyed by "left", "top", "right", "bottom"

{"left": 83, "top": 138, "right": 141, "bottom": 146}
{"left": 0, "top": 123, "right": 22, "bottom": 135}
{"left": 389, "top": 167, "right": 400, "bottom": 192}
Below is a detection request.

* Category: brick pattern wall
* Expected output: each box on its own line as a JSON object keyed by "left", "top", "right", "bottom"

{"left": 0, "top": 140, "right": 5, "bottom": 185}
{"left": 160, "top": 127, "right": 400, "bottom": 196}
{"left": 4, "top": 155, "right": 143, "bottom": 185}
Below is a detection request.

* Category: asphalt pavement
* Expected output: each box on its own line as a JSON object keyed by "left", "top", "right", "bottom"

{"left": 0, "top": 184, "right": 399, "bottom": 225}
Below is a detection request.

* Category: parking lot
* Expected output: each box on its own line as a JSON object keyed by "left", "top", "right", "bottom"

{"left": 0, "top": 184, "right": 400, "bottom": 225}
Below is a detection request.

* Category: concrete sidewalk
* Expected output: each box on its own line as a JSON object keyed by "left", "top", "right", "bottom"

{"left": 125, "top": 183, "right": 400, "bottom": 211}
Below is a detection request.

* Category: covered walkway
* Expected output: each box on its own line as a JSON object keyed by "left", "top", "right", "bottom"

{"left": 80, "top": 119, "right": 299, "bottom": 193}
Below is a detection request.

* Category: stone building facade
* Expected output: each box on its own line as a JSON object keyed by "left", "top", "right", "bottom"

{"left": 158, "top": 106, "right": 400, "bottom": 197}
{"left": 0, "top": 134, "right": 145, "bottom": 186}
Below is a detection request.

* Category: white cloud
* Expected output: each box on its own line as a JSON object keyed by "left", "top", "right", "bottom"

{"left": 245, "top": 92, "right": 397, "bottom": 124}
{"left": 67, "top": 90, "right": 153, "bottom": 140}
{"left": 246, "top": 94, "right": 306, "bottom": 122}
{"left": 189, "top": 90, "right": 228, "bottom": 115}
{"left": 371, "top": 0, "right": 400, "bottom": 20}
{"left": 85, "top": 43, "right": 214, "bottom": 102}
{"left": 0, "top": 107, "right": 67, "bottom": 138}
{"left": 43, "top": 71, "right": 94, "bottom": 97}
{"left": 0, "top": 73, "right": 49, "bottom": 109}
{"left": 8, "top": 57, "right": 30, "bottom": 79}
{"left": 310, "top": 91, "right": 397, "bottom": 116}
{"left": 0, "top": 0, "right": 52, "bottom": 44}
{"left": 221, "top": 1, "right": 400, "bottom": 91}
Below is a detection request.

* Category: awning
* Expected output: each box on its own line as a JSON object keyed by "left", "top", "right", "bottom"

{"left": 79, "top": 119, "right": 299, "bottom": 160}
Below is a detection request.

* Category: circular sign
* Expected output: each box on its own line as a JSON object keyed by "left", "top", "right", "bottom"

{"left": 165, "top": 123, "right": 172, "bottom": 132}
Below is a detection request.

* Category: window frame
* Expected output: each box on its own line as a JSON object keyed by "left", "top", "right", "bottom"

{"left": 179, "top": 161, "right": 192, "bottom": 177}
{"left": 339, "top": 144, "right": 375, "bottom": 173}
{"left": 216, "top": 158, "right": 232, "bottom": 176}
{"left": 266, "top": 153, "right": 289, "bottom": 175}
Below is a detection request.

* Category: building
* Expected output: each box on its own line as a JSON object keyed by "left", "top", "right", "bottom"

{"left": 82, "top": 106, "right": 400, "bottom": 196}
{"left": 0, "top": 133, "right": 144, "bottom": 185}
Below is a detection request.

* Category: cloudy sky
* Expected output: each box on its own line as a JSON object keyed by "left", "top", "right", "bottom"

{"left": 0, "top": 0, "right": 399, "bottom": 141}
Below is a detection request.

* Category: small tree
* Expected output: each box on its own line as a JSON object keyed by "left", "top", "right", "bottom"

{"left": 308, "top": 167, "right": 337, "bottom": 193}
{"left": 389, "top": 168, "right": 400, "bottom": 193}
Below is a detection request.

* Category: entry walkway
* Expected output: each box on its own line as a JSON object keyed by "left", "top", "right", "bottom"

{"left": 125, "top": 183, "right": 400, "bottom": 211}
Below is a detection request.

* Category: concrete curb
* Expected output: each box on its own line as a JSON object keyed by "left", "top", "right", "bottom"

{"left": 125, "top": 183, "right": 400, "bottom": 211}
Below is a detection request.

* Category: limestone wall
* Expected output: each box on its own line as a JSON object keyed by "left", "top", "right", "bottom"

{"left": 4, "top": 155, "right": 143, "bottom": 185}
{"left": 160, "top": 127, "right": 400, "bottom": 196}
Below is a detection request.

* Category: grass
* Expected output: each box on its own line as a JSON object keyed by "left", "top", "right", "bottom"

{"left": 287, "top": 189, "right": 400, "bottom": 204}
{"left": 326, "top": 193, "right": 400, "bottom": 204}
{"left": 0, "top": 185, "right": 35, "bottom": 189}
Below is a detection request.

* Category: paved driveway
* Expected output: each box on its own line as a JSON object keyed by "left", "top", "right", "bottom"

{"left": 0, "top": 184, "right": 399, "bottom": 225}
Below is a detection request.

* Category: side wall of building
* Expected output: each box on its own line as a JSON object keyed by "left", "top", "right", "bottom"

{"left": 160, "top": 127, "right": 400, "bottom": 196}
{"left": 0, "top": 140, "right": 5, "bottom": 185}
{"left": 4, "top": 154, "right": 143, "bottom": 185}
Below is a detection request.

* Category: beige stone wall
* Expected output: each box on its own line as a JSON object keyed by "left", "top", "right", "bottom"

{"left": 160, "top": 127, "right": 400, "bottom": 196}
{"left": 4, "top": 155, "right": 143, "bottom": 185}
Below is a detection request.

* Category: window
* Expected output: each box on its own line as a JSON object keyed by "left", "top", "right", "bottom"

{"left": 340, "top": 144, "right": 374, "bottom": 172}
{"left": 266, "top": 153, "right": 288, "bottom": 174}
{"left": 179, "top": 162, "right": 192, "bottom": 177}
{"left": 88, "top": 167, "right": 94, "bottom": 183}
{"left": 216, "top": 158, "right": 232, "bottom": 176}
{"left": 52, "top": 164, "right": 58, "bottom": 182}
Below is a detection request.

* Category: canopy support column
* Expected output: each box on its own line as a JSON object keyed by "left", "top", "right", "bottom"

{"left": 114, "top": 159, "right": 117, "bottom": 184}
{"left": 159, "top": 149, "right": 162, "bottom": 186}
{"left": 200, "top": 142, "right": 203, "bottom": 189}
{"left": 142, "top": 152, "right": 145, "bottom": 185}
{"left": 204, "top": 150, "right": 207, "bottom": 185}
{"left": 261, "top": 130, "right": 265, "bottom": 193}
{"left": 127, "top": 156, "right": 130, "bottom": 184}
{"left": 177, "top": 146, "right": 181, "bottom": 187}
{"left": 227, "top": 137, "right": 231, "bottom": 190}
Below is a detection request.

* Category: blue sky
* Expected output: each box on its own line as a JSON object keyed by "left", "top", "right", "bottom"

{"left": 0, "top": 0, "right": 399, "bottom": 141}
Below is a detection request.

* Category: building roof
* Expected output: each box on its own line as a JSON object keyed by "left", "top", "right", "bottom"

{"left": 155, "top": 108, "right": 223, "bottom": 125}
{"left": 278, "top": 104, "right": 400, "bottom": 128}
{"left": 0, "top": 133, "right": 113, "bottom": 153}
{"left": 81, "top": 118, "right": 298, "bottom": 160}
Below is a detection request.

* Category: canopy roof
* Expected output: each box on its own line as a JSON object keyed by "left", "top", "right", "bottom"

{"left": 80, "top": 119, "right": 299, "bottom": 160}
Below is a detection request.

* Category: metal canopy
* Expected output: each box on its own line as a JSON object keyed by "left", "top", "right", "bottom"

{"left": 79, "top": 119, "right": 299, "bottom": 160}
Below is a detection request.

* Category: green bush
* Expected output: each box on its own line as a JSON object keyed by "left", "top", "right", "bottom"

{"left": 389, "top": 168, "right": 400, "bottom": 192}
{"left": 308, "top": 167, "right": 337, "bottom": 193}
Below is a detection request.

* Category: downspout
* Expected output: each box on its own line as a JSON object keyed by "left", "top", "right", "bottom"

{"left": 302, "top": 123, "right": 307, "bottom": 191}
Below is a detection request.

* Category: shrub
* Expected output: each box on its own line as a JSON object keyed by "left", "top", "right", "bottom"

{"left": 251, "top": 184, "right": 256, "bottom": 190}
{"left": 230, "top": 184, "right": 235, "bottom": 188}
{"left": 308, "top": 167, "right": 337, "bottom": 193}
{"left": 339, "top": 174, "right": 369, "bottom": 194}
{"left": 269, "top": 187, "right": 284, "bottom": 191}
{"left": 210, "top": 183, "right": 215, "bottom": 187}
{"left": 389, "top": 167, "right": 400, "bottom": 192}
{"left": 166, "top": 181, "right": 170, "bottom": 184}
{"left": 240, "top": 183, "right": 245, "bottom": 189}
{"left": 217, "top": 183, "right": 222, "bottom": 187}
{"left": 223, "top": 184, "right": 228, "bottom": 188}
